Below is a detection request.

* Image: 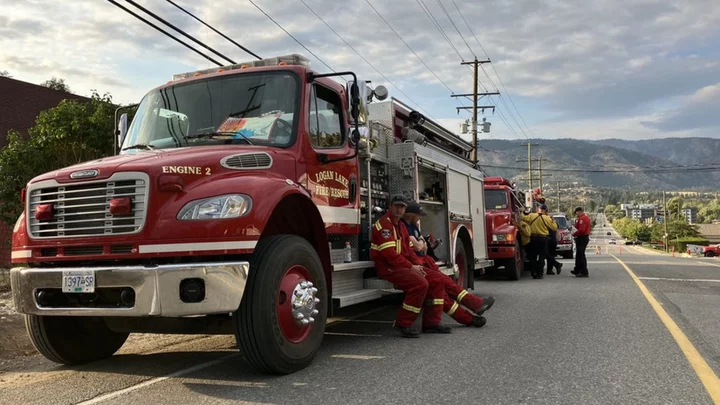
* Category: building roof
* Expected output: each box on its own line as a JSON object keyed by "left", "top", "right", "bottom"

{"left": 697, "top": 224, "right": 720, "bottom": 243}
{"left": 0, "top": 76, "right": 89, "bottom": 147}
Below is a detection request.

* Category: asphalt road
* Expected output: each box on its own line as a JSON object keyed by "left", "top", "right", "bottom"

{"left": 1, "top": 216, "right": 719, "bottom": 404}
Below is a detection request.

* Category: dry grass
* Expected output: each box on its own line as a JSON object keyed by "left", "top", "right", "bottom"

{"left": 0, "top": 269, "right": 10, "bottom": 292}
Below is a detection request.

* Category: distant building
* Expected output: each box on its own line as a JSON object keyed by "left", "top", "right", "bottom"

{"left": 0, "top": 76, "right": 90, "bottom": 266}
{"left": 681, "top": 207, "right": 698, "bottom": 224}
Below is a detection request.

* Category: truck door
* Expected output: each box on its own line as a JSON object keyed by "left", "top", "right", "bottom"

{"left": 305, "top": 83, "right": 360, "bottom": 233}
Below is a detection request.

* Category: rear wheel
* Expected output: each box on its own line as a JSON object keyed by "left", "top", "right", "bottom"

{"left": 455, "top": 241, "right": 469, "bottom": 288}
{"left": 235, "top": 235, "right": 327, "bottom": 374}
{"left": 25, "top": 315, "right": 128, "bottom": 365}
{"left": 705, "top": 251, "right": 715, "bottom": 258}
{"left": 505, "top": 240, "right": 523, "bottom": 281}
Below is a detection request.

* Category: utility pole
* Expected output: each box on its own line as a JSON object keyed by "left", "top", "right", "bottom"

{"left": 663, "top": 190, "right": 668, "bottom": 252}
{"left": 516, "top": 157, "right": 549, "bottom": 192}
{"left": 453, "top": 58, "right": 495, "bottom": 164}
{"left": 557, "top": 181, "right": 561, "bottom": 212}
{"left": 520, "top": 143, "right": 539, "bottom": 190}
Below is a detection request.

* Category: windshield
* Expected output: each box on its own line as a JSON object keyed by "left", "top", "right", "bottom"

{"left": 122, "top": 72, "right": 299, "bottom": 151}
{"left": 485, "top": 189, "right": 508, "bottom": 210}
{"left": 554, "top": 216, "right": 568, "bottom": 229}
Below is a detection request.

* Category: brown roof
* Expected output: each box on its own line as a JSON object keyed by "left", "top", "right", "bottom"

{"left": 697, "top": 224, "right": 720, "bottom": 243}
{"left": 0, "top": 76, "right": 90, "bottom": 147}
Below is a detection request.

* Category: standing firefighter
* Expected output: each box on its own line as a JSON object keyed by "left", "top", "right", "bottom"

{"left": 522, "top": 204, "right": 558, "bottom": 279}
{"left": 571, "top": 207, "right": 591, "bottom": 277}
{"left": 371, "top": 195, "right": 451, "bottom": 337}
{"left": 401, "top": 201, "right": 495, "bottom": 328}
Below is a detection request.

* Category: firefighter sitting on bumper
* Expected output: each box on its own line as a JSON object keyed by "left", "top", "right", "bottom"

{"left": 371, "top": 195, "right": 451, "bottom": 337}
{"left": 401, "top": 201, "right": 495, "bottom": 328}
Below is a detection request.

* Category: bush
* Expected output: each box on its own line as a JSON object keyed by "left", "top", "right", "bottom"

{"left": 668, "top": 237, "right": 709, "bottom": 253}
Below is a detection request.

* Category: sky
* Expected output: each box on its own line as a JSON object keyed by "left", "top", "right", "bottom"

{"left": 1, "top": 0, "right": 720, "bottom": 141}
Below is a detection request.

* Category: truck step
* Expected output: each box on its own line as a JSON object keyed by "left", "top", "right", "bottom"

{"left": 333, "top": 289, "right": 383, "bottom": 308}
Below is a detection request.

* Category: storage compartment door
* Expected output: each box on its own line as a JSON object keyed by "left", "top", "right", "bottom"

{"left": 469, "top": 176, "right": 488, "bottom": 261}
{"left": 447, "top": 169, "right": 470, "bottom": 216}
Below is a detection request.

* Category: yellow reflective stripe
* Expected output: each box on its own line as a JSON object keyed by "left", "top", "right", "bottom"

{"left": 375, "top": 222, "right": 382, "bottom": 231}
{"left": 402, "top": 303, "right": 421, "bottom": 313}
{"left": 457, "top": 290, "right": 469, "bottom": 303}
{"left": 396, "top": 240, "right": 401, "bottom": 254}
{"left": 374, "top": 241, "right": 396, "bottom": 251}
{"left": 425, "top": 298, "right": 443, "bottom": 306}
{"left": 448, "top": 302, "right": 459, "bottom": 316}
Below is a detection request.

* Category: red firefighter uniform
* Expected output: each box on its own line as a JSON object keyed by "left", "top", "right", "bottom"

{"left": 370, "top": 213, "right": 444, "bottom": 328}
{"left": 417, "top": 255, "right": 486, "bottom": 325}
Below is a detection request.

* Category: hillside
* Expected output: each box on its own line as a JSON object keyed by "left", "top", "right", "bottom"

{"left": 476, "top": 138, "right": 720, "bottom": 190}
{"left": 593, "top": 138, "right": 720, "bottom": 166}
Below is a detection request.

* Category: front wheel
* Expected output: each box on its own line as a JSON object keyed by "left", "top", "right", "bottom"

{"left": 505, "top": 241, "right": 523, "bottom": 281}
{"left": 25, "top": 315, "right": 128, "bottom": 365}
{"left": 235, "top": 235, "right": 327, "bottom": 374}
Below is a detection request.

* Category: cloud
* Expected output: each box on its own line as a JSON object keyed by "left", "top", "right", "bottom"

{"left": 1, "top": 0, "right": 719, "bottom": 141}
{"left": 642, "top": 83, "right": 720, "bottom": 132}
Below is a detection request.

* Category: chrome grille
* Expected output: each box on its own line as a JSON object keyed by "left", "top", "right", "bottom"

{"left": 28, "top": 173, "right": 149, "bottom": 239}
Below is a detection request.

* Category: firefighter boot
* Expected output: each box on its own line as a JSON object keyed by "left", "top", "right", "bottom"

{"left": 422, "top": 324, "right": 452, "bottom": 334}
{"left": 393, "top": 323, "right": 420, "bottom": 338}
{"left": 475, "top": 296, "right": 496, "bottom": 316}
{"left": 556, "top": 262, "right": 563, "bottom": 274}
{"left": 470, "top": 316, "right": 487, "bottom": 328}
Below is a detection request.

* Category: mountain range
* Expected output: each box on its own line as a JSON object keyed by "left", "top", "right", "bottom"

{"left": 475, "top": 137, "right": 720, "bottom": 190}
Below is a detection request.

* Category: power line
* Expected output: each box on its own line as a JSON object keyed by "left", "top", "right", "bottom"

{"left": 247, "top": 0, "right": 338, "bottom": 75}
{"left": 435, "top": 0, "right": 475, "bottom": 59}
{"left": 106, "top": 0, "right": 222, "bottom": 66}
{"left": 364, "top": 0, "right": 455, "bottom": 94}
{"left": 297, "top": 0, "right": 430, "bottom": 116}
{"left": 165, "top": 0, "right": 261, "bottom": 60}
{"left": 416, "top": 0, "right": 463, "bottom": 60}
{"left": 478, "top": 164, "right": 720, "bottom": 173}
{"left": 451, "top": 0, "right": 531, "bottom": 139}
{"left": 124, "top": 0, "right": 236, "bottom": 65}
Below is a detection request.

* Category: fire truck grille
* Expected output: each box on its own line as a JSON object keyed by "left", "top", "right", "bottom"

{"left": 28, "top": 175, "right": 148, "bottom": 239}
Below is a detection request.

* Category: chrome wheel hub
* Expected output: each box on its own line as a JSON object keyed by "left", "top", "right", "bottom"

{"left": 292, "top": 281, "right": 320, "bottom": 326}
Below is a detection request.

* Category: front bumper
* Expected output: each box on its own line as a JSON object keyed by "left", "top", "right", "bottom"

{"left": 556, "top": 243, "right": 573, "bottom": 252}
{"left": 488, "top": 245, "right": 516, "bottom": 259}
{"left": 10, "top": 261, "right": 249, "bottom": 317}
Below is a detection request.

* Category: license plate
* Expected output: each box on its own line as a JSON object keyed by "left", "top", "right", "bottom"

{"left": 62, "top": 270, "right": 96, "bottom": 293}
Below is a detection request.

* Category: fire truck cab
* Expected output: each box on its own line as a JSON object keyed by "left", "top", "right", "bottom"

{"left": 10, "top": 54, "right": 491, "bottom": 375}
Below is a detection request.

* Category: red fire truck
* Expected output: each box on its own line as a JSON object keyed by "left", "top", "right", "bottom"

{"left": 10, "top": 54, "right": 492, "bottom": 374}
{"left": 483, "top": 177, "right": 526, "bottom": 280}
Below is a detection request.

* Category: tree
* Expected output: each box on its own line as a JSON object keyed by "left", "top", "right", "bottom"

{"left": 0, "top": 92, "right": 116, "bottom": 225}
{"left": 40, "top": 77, "right": 71, "bottom": 93}
{"left": 589, "top": 200, "right": 597, "bottom": 212}
{"left": 0, "top": 70, "right": 11, "bottom": 78}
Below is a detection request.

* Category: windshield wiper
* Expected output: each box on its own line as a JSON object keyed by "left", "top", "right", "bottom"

{"left": 184, "top": 130, "right": 254, "bottom": 145}
{"left": 121, "top": 144, "right": 155, "bottom": 151}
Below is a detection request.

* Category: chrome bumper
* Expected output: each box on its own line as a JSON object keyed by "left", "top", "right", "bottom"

{"left": 10, "top": 262, "right": 249, "bottom": 317}
{"left": 556, "top": 244, "right": 573, "bottom": 251}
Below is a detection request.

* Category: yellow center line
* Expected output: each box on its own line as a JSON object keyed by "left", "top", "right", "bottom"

{"left": 612, "top": 254, "right": 720, "bottom": 404}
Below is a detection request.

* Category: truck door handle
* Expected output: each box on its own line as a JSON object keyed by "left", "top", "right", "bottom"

{"left": 349, "top": 175, "right": 357, "bottom": 201}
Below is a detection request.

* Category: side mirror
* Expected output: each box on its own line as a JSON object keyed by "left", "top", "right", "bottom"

{"left": 117, "top": 113, "right": 128, "bottom": 149}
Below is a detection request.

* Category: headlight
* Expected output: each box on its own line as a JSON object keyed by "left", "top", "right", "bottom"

{"left": 492, "top": 234, "right": 514, "bottom": 243}
{"left": 178, "top": 194, "right": 252, "bottom": 220}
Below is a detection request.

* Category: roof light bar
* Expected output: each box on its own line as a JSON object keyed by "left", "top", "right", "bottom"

{"left": 172, "top": 54, "right": 311, "bottom": 81}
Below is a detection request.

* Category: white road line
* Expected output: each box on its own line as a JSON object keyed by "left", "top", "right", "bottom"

{"left": 695, "top": 261, "right": 720, "bottom": 268}
{"left": 638, "top": 277, "right": 720, "bottom": 283}
{"left": 74, "top": 354, "right": 239, "bottom": 405}
{"left": 331, "top": 354, "right": 385, "bottom": 360}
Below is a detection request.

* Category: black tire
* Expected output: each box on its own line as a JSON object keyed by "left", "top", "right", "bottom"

{"left": 505, "top": 240, "right": 522, "bottom": 281}
{"left": 455, "top": 239, "right": 470, "bottom": 288}
{"left": 25, "top": 315, "right": 128, "bottom": 365}
{"left": 705, "top": 251, "right": 715, "bottom": 258}
{"left": 562, "top": 251, "right": 574, "bottom": 259}
{"left": 235, "top": 235, "right": 327, "bottom": 374}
